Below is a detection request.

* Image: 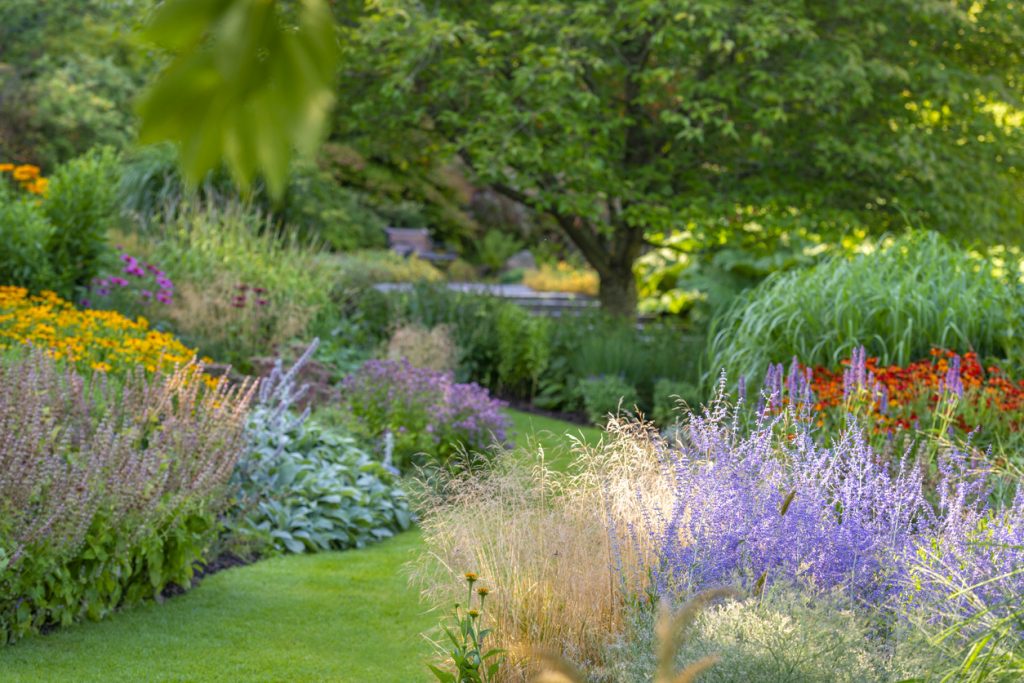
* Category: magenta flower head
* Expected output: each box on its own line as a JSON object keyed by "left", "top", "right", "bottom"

{"left": 155, "top": 290, "right": 173, "bottom": 305}
{"left": 109, "top": 277, "right": 129, "bottom": 287}
{"left": 256, "top": 298, "right": 269, "bottom": 307}
{"left": 231, "top": 295, "right": 246, "bottom": 308}
{"left": 139, "top": 289, "right": 153, "bottom": 300}
{"left": 156, "top": 276, "right": 174, "bottom": 291}
{"left": 253, "top": 286, "right": 266, "bottom": 294}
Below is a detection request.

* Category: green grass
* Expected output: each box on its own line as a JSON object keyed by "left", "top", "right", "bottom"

{"left": 0, "top": 411, "right": 597, "bottom": 681}
{"left": 0, "top": 531, "right": 436, "bottom": 683}
{"left": 504, "top": 407, "right": 603, "bottom": 472}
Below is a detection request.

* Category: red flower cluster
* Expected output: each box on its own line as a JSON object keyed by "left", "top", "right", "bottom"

{"left": 809, "top": 349, "right": 1024, "bottom": 433}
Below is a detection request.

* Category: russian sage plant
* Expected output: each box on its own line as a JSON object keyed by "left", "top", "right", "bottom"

{"left": 620, "top": 390, "right": 1024, "bottom": 642}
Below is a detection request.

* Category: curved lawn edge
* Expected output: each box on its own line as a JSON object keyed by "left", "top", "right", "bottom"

{"left": 0, "top": 531, "right": 435, "bottom": 682}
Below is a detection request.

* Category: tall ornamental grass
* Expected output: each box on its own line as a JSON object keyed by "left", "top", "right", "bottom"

{"left": 0, "top": 351, "right": 254, "bottom": 644}
{"left": 415, "top": 389, "right": 1024, "bottom": 680}
{"left": 706, "top": 231, "right": 1024, "bottom": 387}
{"left": 121, "top": 201, "right": 337, "bottom": 365}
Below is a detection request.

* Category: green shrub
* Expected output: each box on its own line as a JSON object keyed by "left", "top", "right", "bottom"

{"left": 652, "top": 378, "right": 700, "bottom": 426}
{"left": 0, "top": 188, "right": 55, "bottom": 290}
{"left": 570, "top": 317, "right": 701, "bottom": 410}
{"left": 706, "top": 231, "right": 1024, "bottom": 387}
{"left": 496, "top": 304, "right": 550, "bottom": 399}
{"left": 283, "top": 162, "right": 388, "bottom": 251}
{"left": 578, "top": 375, "right": 640, "bottom": 426}
{"left": 42, "top": 146, "right": 120, "bottom": 298}
{"left": 476, "top": 229, "right": 524, "bottom": 272}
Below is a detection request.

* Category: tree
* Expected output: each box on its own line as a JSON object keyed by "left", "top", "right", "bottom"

{"left": 332, "top": 0, "right": 1023, "bottom": 316}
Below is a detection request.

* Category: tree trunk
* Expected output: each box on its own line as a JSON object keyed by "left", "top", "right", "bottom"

{"left": 597, "top": 262, "right": 638, "bottom": 319}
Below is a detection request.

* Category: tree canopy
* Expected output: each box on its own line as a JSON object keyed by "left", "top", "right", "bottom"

{"left": 332, "top": 0, "right": 1023, "bottom": 315}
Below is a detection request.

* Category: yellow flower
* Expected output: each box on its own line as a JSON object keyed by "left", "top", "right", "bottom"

{"left": 476, "top": 587, "right": 491, "bottom": 597}
{"left": 90, "top": 361, "right": 112, "bottom": 373}
{"left": 12, "top": 165, "right": 40, "bottom": 181}
{"left": 464, "top": 572, "right": 479, "bottom": 583}
{"left": 467, "top": 610, "right": 480, "bottom": 618}
{"left": 0, "top": 163, "right": 13, "bottom": 172}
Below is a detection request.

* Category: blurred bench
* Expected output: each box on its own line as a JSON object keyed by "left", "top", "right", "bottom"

{"left": 385, "top": 227, "right": 456, "bottom": 263}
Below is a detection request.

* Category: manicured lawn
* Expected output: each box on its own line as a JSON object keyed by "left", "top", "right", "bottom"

{"left": 0, "top": 531, "right": 436, "bottom": 683}
{"left": 504, "top": 407, "right": 603, "bottom": 471}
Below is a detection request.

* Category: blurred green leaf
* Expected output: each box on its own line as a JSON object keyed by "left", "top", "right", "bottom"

{"left": 136, "top": 0, "right": 338, "bottom": 199}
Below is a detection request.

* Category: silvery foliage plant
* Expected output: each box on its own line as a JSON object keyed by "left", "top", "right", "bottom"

{"left": 225, "top": 340, "right": 412, "bottom": 555}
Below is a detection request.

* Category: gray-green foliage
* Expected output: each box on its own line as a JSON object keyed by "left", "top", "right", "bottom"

{"left": 228, "top": 412, "right": 412, "bottom": 555}
{"left": 602, "top": 591, "right": 925, "bottom": 683}
{"left": 223, "top": 342, "right": 412, "bottom": 556}
{"left": 578, "top": 375, "right": 640, "bottom": 426}
{"left": 706, "top": 231, "right": 1024, "bottom": 386}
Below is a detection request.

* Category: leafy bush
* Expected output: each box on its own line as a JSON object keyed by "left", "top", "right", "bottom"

{"left": 340, "top": 359, "right": 510, "bottom": 471}
{"left": 0, "top": 286, "right": 200, "bottom": 376}
{"left": 42, "top": 147, "right": 121, "bottom": 298}
{"left": 523, "top": 261, "right": 599, "bottom": 296}
{"left": 0, "top": 352, "right": 254, "bottom": 644}
{"left": 283, "top": 162, "right": 388, "bottom": 251}
{"left": 578, "top": 375, "right": 640, "bottom": 425}
{"left": 651, "top": 378, "right": 699, "bottom": 426}
{"left": 0, "top": 186, "right": 55, "bottom": 290}
{"left": 707, "top": 231, "right": 1024, "bottom": 387}
{"left": 495, "top": 304, "right": 550, "bottom": 399}
{"left": 475, "top": 229, "right": 524, "bottom": 272}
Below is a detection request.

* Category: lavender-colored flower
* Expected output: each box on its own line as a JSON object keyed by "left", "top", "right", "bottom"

{"left": 340, "top": 359, "right": 509, "bottom": 471}
{"left": 615, "top": 389, "right": 1023, "bottom": 642}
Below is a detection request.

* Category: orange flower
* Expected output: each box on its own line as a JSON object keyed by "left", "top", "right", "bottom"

{"left": 0, "top": 163, "right": 13, "bottom": 172}
{"left": 12, "top": 165, "right": 40, "bottom": 181}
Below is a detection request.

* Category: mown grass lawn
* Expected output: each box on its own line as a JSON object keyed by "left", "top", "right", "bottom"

{"left": 0, "top": 411, "right": 591, "bottom": 683}
{"left": 0, "top": 531, "right": 435, "bottom": 683}
{"left": 504, "top": 408, "right": 603, "bottom": 472}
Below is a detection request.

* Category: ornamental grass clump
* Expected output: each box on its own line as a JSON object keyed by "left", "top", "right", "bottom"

{"left": 340, "top": 359, "right": 510, "bottom": 471}
{"left": 0, "top": 350, "right": 254, "bottom": 644}
{"left": 706, "top": 230, "right": 1024, "bottom": 387}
